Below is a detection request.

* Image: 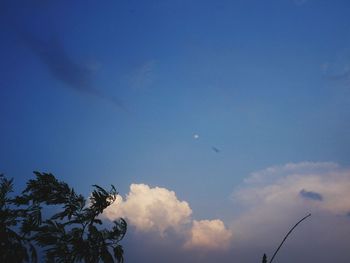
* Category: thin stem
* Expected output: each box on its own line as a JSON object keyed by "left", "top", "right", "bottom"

{"left": 269, "top": 213, "right": 311, "bottom": 263}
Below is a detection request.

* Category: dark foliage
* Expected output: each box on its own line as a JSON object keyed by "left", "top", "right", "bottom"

{"left": 0, "top": 172, "right": 127, "bottom": 263}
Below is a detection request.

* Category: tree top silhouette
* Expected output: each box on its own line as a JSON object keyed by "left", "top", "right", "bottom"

{"left": 0, "top": 172, "right": 127, "bottom": 263}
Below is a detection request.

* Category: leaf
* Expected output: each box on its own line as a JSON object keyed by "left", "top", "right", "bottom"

{"left": 92, "top": 185, "right": 109, "bottom": 196}
{"left": 93, "top": 219, "right": 103, "bottom": 225}
{"left": 111, "top": 218, "right": 127, "bottom": 241}
{"left": 29, "top": 243, "right": 38, "bottom": 263}
{"left": 114, "top": 245, "right": 124, "bottom": 263}
{"left": 101, "top": 248, "right": 114, "bottom": 263}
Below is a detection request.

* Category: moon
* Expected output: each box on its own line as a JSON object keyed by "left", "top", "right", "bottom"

{"left": 193, "top": 133, "right": 199, "bottom": 139}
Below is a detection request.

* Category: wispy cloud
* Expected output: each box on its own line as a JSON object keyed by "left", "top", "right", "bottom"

{"left": 16, "top": 26, "right": 127, "bottom": 111}
{"left": 322, "top": 49, "right": 350, "bottom": 87}
{"left": 326, "top": 66, "right": 350, "bottom": 84}
{"left": 127, "top": 60, "right": 157, "bottom": 91}
{"left": 244, "top": 161, "right": 339, "bottom": 184}
{"left": 300, "top": 189, "right": 323, "bottom": 201}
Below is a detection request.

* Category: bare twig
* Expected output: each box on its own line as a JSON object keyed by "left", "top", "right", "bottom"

{"left": 269, "top": 213, "right": 311, "bottom": 263}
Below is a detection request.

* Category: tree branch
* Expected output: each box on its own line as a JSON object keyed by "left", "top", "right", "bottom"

{"left": 269, "top": 213, "right": 311, "bottom": 263}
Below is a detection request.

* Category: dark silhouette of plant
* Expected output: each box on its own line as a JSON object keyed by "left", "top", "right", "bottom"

{"left": 262, "top": 213, "right": 311, "bottom": 263}
{"left": 0, "top": 172, "right": 127, "bottom": 263}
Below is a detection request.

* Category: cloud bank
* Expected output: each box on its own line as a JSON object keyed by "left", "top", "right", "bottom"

{"left": 231, "top": 162, "right": 350, "bottom": 255}
{"left": 233, "top": 162, "right": 350, "bottom": 216}
{"left": 103, "top": 162, "right": 350, "bottom": 262}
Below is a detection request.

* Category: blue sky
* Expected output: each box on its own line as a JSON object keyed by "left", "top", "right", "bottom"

{"left": 1, "top": 0, "right": 350, "bottom": 262}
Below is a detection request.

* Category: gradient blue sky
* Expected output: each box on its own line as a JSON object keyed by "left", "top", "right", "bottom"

{"left": 1, "top": 0, "right": 350, "bottom": 262}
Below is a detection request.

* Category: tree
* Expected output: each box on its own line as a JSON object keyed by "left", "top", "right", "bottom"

{"left": 0, "top": 172, "right": 127, "bottom": 263}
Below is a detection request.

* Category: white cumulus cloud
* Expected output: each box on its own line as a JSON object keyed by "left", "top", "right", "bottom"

{"left": 184, "top": 219, "right": 232, "bottom": 250}
{"left": 103, "top": 183, "right": 192, "bottom": 235}
{"left": 231, "top": 162, "right": 350, "bottom": 243}
{"left": 103, "top": 183, "right": 233, "bottom": 251}
{"left": 234, "top": 162, "right": 350, "bottom": 215}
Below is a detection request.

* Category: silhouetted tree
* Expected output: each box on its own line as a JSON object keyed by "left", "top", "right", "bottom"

{"left": 0, "top": 172, "right": 127, "bottom": 263}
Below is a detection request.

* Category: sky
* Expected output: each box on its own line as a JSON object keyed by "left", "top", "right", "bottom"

{"left": 1, "top": 0, "right": 350, "bottom": 262}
